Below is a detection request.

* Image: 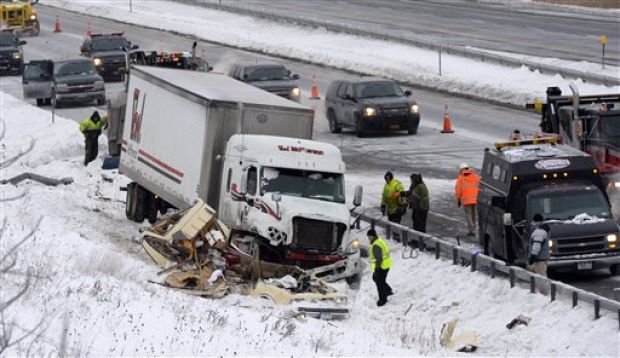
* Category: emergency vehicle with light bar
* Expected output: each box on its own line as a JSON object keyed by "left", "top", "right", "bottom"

{"left": 119, "top": 66, "right": 362, "bottom": 282}
{"left": 477, "top": 136, "right": 620, "bottom": 274}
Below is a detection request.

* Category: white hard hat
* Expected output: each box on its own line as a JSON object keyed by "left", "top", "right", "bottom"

{"left": 459, "top": 163, "right": 469, "bottom": 171}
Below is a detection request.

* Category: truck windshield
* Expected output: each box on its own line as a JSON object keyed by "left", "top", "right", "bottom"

{"left": 603, "top": 115, "right": 620, "bottom": 148}
{"left": 261, "top": 167, "right": 345, "bottom": 203}
{"left": 92, "top": 38, "right": 129, "bottom": 51}
{"left": 355, "top": 81, "right": 403, "bottom": 98}
{"left": 55, "top": 62, "right": 96, "bottom": 76}
{"left": 245, "top": 66, "right": 288, "bottom": 81}
{"left": 528, "top": 188, "right": 611, "bottom": 221}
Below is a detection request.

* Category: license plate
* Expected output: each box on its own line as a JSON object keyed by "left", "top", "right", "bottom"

{"left": 577, "top": 261, "right": 592, "bottom": 270}
{"left": 390, "top": 124, "right": 400, "bottom": 130}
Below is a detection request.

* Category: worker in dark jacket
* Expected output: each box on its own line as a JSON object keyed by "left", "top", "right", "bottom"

{"left": 403, "top": 173, "right": 430, "bottom": 233}
{"left": 528, "top": 213, "right": 550, "bottom": 294}
{"left": 367, "top": 228, "right": 393, "bottom": 306}
{"left": 79, "top": 111, "right": 108, "bottom": 166}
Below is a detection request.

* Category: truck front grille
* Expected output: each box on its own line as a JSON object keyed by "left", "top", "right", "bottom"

{"left": 554, "top": 235, "right": 608, "bottom": 256}
{"left": 292, "top": 217, "right": 345, "bottom": 254}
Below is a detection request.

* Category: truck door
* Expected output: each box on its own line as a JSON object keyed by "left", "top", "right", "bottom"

{"left": 22, "top": 60, "right": 52, "bottom": 104}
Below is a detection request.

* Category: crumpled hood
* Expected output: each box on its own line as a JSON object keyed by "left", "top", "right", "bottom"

{"left": 359, "top": 96, "right": 413, "bottom": 108}
{"left": 246, "top": 79, "right": 298, "bottom": 91}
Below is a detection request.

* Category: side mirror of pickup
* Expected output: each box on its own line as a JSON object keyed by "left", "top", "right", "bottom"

{"left": 404, "top": 90, "right": 412, "bottom": 97}
{"left": 503, "top": 213, "right": 513, "bottom": 226}
{"left": 19, "top": 40, "right": 27, "bottom": 46}
{"left": 353, "top": 185, "right": 363, "bottom": 207}
{"left": 291, "top": 73, "right": 300, "bottom": 80}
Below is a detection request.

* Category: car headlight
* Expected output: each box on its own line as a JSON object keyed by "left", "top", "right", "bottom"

{"left": 363, "top": 107, "right": 376, "bottom": 117}
{"left": 12, "top": 52, "right": 21, "bottom": 60}
{"left": 615, "top": 181, "right": 620, "bottom": 188}
{"left": 548, "top": 239, "right": 554, "bottom": 248}
{"left": 93, "top": 58, "right": 103, "bottom": 67}
{"left": 410, "top": 104, "right": 419, "bottom": 114}
{"left": 607, "top": 234, "right": 617, "bottom": 243}
{"left": 30, "top": 14, "right": 37, "bottom": 20}
{"left": 291, "top": 87, "right": 301, "bottom": 97}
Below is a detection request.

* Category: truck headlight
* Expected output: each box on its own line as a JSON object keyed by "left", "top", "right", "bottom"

{"left": 93, "top": 58, "right": 103, "bottom": 67}
{"left": 291, "top": 87, "right": 301, "bottom": 97}
{"left": 607, "top": 234, "right": 617, "bottom": 243}
{"left": 30, "top": 14, "right": 37, "bottom": 20}
{"left": 12, "top": 52, "right": 21, "bottom": 60}
{"left": 615, "top": 181, "right": 620, "bottom": 188}
{"left": 363, "top": 107, "right": 376, "bottom": 117}
{"left": 410, "top": 104, "right": 419, "bottom": 114}
{"left": 548, "top": 239, "right": 554, "bottom": 248}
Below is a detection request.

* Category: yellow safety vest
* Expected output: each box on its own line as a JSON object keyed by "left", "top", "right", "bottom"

{"left": 370, "top": 237, "right": 392, "bottom": 271}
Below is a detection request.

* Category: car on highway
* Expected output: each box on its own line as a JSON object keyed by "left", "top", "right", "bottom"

{"left": 324, "top": 78, "right": 420, "bottom": 137}
{"left": 0, "top": 31, "right": 26, "bottom": 75}
{"left": 22, "top": 59, "right": 105, "bottom": 108}
{"left": 228, "top": 63, "right": 301, "bottom": 102}
{"left": 80, "top": 32, "right": 138, "bottom": 81}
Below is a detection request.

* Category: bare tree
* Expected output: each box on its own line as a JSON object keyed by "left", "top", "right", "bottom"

{"left": 0, "top": 216, "right": 47, "bottom": 355}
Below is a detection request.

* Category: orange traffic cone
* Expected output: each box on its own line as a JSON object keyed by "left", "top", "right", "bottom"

{"left": 441, "top": 104, "right": 454, "bottom": 133}
{"left": 310, "top": 75, "right": 321, "bottom": 100}
{"left": 53, "top": 15, "right": 62, "bottom": 33}
{"left": 86, "top": 22, "right": 92, "bottom": 37}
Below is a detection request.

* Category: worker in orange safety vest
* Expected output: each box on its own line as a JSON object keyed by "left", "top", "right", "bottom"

{"left": 454, "top": 163, "right": 481, "bottom": 237}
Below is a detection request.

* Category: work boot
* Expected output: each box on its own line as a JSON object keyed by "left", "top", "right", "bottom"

{"left": 377, "top": 299, "right": 387, "bottom": 307}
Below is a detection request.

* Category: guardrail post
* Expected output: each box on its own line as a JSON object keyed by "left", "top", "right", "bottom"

{"left": 572, "top": 292, "right": 578, "bottom": 308}
{"left": 509, "top": 269, "right": 515, "bottom": 288}
{"left": 435, "top": 241, "right": 440, "bottom": 259}
{"left": 529, "top": 276, "right": 536, "bottom": 294}
{"left": 594, "top": 300, "right": 600, "bottom": 320}
{"left": 386, "top": 224, "right": 391, "bottom": 241}
{"left": 490, "top": 261, "right": 495, "bottom": 278}
{"left": 471, "top": 253, "right": 477, "bottom": 272}
{"left": 452, "top": 247, "right": 458, "bottom": 265}
{"left": 618, "top": 309, "right": 620, "bottom": 330}
{"left": 550, "top": 283, "right": 556, "bottom": 302}
{"left": 401, "top": 229, "right": 409, "bottom": 247}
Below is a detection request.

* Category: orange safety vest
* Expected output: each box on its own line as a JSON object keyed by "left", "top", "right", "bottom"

{"left": 455, "top": 170, "right": 480, "bottom": 205}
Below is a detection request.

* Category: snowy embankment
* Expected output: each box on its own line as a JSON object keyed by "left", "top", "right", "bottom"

{"left": 44, "top": 0, "right": 619, "bottom": 106}
{"left": 1, "top": 92, "right": 618, "bottom": 356}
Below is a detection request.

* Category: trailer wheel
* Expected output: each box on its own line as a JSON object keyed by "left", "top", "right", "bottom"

{"left": 327, "top": 109, "right": 341, "bottom": 134}
{"left": 133, "top": 185, "right": 147, "bottom": 222}
{"left": 125, "top": 183, "right": 135, "bottom": 220}
{"left": 610, "top": 264, "right": 619, "bottom": 276}
{"left": 146, "top": 193, "right": 159, "bottom": 224}
{"left": 355, "top": 115, "right": 366, "bottom": 138}
{"left": 36, "top": 98, "right": 43, "bottom": 107}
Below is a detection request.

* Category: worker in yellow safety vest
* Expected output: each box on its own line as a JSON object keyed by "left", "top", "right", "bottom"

{"left": 367, "top": 228, "right": 393, "bottom": 307}
{"left": 381, "top": 171, "right": 406, "bottom": 241}
{"left": 79, "top": 111, "right": 108, "bottom": 166}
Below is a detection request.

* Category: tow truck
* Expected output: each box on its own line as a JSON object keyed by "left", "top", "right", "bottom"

{"left": 0, "top": 0, "right": 40, "bottom": 36}
{"left": 477, "top": 136, "right": 620, "bottom": 274}
{"left": 539, "top": 84, "right": 620, "bottom": 190}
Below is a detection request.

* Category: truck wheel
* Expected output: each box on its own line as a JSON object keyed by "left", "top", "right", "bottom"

{"left": 51, "top": 90, "right": 60, "bottom": 109}
{"left": 610, "top": 264, "right": 619, "bottom": 276}
{"left": 407, "top": 120, "right": 418, "bottom": 135}
{"left": 327, "top": 109, "right": 341, "bottom": 134}
{"left": 125, "top": 183, "right": 135, "bottom": 220}
{"left": 36, "top": 98, "right": 43, "bottom": 107}
{"left": 45, "top": 98, "right": 51, "bottom": 106}
{"left": 31, "top": 19, "right": 40, "bottom": 36}
{"left": 355, "top": 115, "right": 366, "bottom": 138}
{"left": 146, "top": 193, "right": 159, "bottom": 224}
{"left": 133, "top": 185, "right": 147, "bottom": 222}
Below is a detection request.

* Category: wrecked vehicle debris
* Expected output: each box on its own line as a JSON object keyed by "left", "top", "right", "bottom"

{"left": 1, "top": 172, "right": 73, "bottom": 186}
{"left": 140, "top": 200, "right": 350, "bottom": 315}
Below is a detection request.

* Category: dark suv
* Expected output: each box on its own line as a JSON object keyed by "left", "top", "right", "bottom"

{"left": 80, "top": 33, "right": 138, "bottom": 81}
{"left": 228, "top": 63, "right": 301, "bottom": 102}
{"left": 325, "top": 78, "right": 421, "bottom": 137}
{"left": 0, "top": 32, "right": 26, "bottom": 75}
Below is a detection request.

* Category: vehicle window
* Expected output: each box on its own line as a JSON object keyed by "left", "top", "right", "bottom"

{"left": 0, "top": 34, "right": 17, "bottom": 46}
{"left": 344, "top": 84, "right": 354, "bottom": 98}
{"left": 91, "top": 37, "right": 129, "bottom": 51}
{"left": 486, "top": 162, "right": 493, "bottom": 176}
{"left": 244, "top": 66, "right": 288, "bottom": 81}
{"left": 226, "top": 168, "right": 232, "bottom": 193}
{"left": 354, "top": 81, "right": 403, "bottom": 98}
{"left": 492, "top": 165, "right": 501, "bottom": 181}
{"left": 23, "top": 62, "right": 50, "bottom": 81}
{"left": 336, "top": 83, "right": 347, "bottom": 98}
{"left": 528, "top": 188, "right": 611, "bottom": 221}
{"left": 55, "top": 62, "right": 97, "bottom": 76}
{"left": 247, "top": 167, "right": 257, "bottom": 195}
{"left": 499, "top": 167, "right": 507, "bottom": 182}
{"left": 603, "top": 115, "right": 620, "bottom": 148}
{"left": 261, "top": 167, "right": 345, "bottom": 203}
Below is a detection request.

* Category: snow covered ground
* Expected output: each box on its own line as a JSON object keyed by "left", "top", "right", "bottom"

{"left": 44, "top": 0, "right": 619, "bottom": 107}
{"left": 1, "top": 92, "right": 619, "bottom": 356}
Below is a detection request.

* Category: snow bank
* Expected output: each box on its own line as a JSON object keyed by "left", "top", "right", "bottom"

{"left": 1, "top": 92, "right": 618, "bottom": 356}
{"left": 44, "top": 0, "right": 619, "bottom": 106}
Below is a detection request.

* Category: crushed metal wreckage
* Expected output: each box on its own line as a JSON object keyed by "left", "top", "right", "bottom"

{"left": 141, "top": 199, "right": 349, "bottom": 319}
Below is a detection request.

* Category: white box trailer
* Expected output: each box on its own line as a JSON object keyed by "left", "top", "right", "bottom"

{"left": 120, "top": 66, "right": 361, "bottom": 281}
{"left": 120, "top": 66, "right": 314, "bottom": 211}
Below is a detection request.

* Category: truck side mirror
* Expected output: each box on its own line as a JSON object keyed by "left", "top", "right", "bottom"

{"left": 240, "top": 170, "right": 248, "bottom": 195}
{"left": 404, "top": 90, "right": 412, "bottom": 97}
{"left": 292, "top": 74, "right": 300, "bottom": 80}
{"left": 19, "top": 40, "right": 27, "bottom": 46}
{"left": 271, "top": 192, "right": 281, "bottom": 203}
{"left": 353, "top": 185, "right": 363, "bottom": 207}
{"left": 503, "top": 213, "right": 513, "bottom": 226}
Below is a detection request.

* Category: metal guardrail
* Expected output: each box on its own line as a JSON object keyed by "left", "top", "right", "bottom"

{"left": 186, "top": 0, "right": 620, "bottom": 87}
{"left": 353, "top": 209, "right": 620, "bottom": 329}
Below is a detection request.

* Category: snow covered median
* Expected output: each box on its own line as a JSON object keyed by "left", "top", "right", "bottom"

{"left": 45, "top": 0, "right": 618, "bottom": 106}
{"left": 1, "top": 92, "right": 618, "bottom": 355}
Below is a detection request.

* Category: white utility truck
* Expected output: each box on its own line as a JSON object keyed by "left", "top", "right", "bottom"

{"left": 119, "top": 66, "right": 362, "bottom": 281}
